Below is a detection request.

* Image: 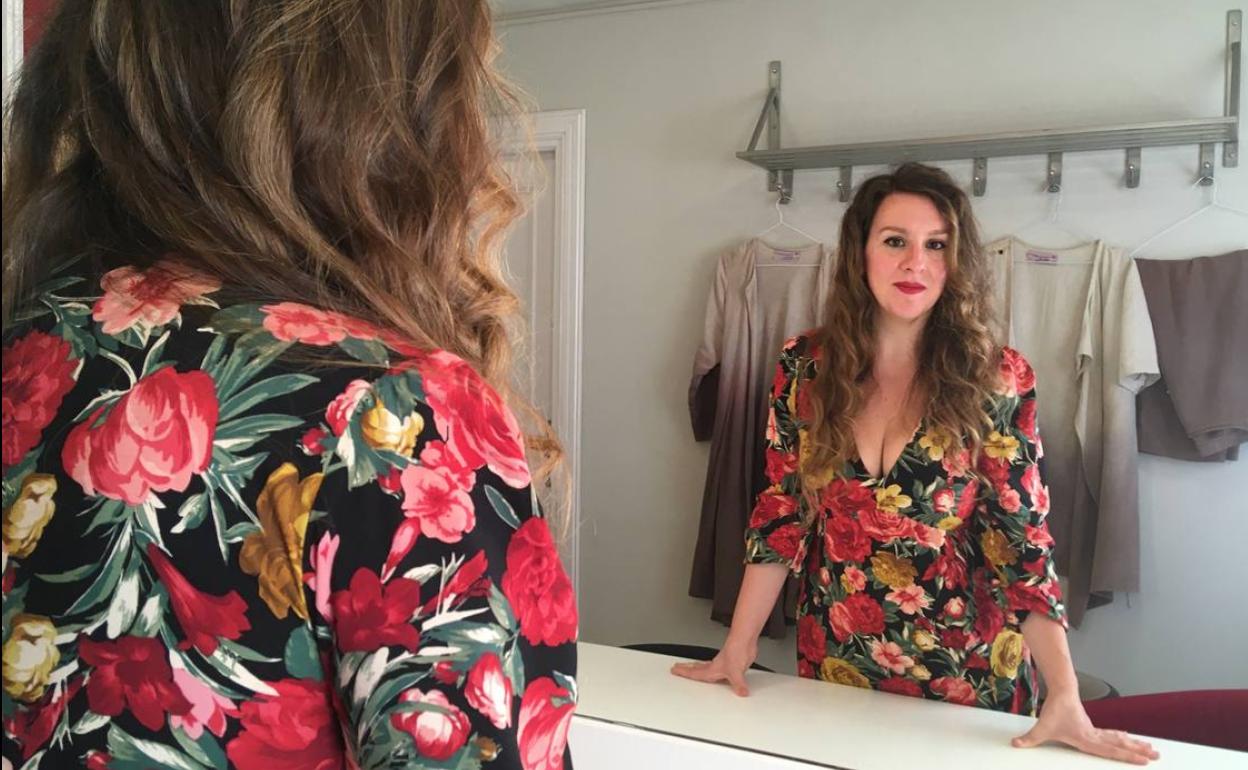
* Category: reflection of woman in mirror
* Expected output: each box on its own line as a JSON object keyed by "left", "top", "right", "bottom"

{"left": 673, "top": 164, "right": 1157, "bottom": 765}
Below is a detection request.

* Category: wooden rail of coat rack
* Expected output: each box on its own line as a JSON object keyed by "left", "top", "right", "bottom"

{"left": 739, "top": 10, "right": 1242, "bottom": 203}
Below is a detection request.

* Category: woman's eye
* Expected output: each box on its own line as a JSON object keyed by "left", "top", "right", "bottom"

{"left": 884, "top": 236, "right": 905, "bottom": 248}
{"left": 927, "top": 240, "right": 947, "bottom": 251}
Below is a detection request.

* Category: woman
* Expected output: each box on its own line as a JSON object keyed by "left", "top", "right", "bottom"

{"left": 672, "top": 164, "right": 1157, "bottom": 765}
{"left": 1, "top": 2, "right": 577, "bottom": 769}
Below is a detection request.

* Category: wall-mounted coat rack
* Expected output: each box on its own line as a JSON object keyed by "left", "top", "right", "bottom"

{"left": 740, "top": 10, "right": 1241, "bottom": 203}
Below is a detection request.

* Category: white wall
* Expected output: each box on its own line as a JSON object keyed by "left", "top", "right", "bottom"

{"left": 498, "top": 0, "right": 1248, "bottom": 694}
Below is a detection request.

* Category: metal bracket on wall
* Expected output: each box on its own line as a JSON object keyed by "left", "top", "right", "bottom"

{"left": 1046, "top": 153, "right": 1063, "bottom": 193}
{"left": 738, "top": 11, "right": 1241, "bottom": 202}
{"left": 1199, "top": 142, "right": 1216, "bottom": 185}
{"left": 1226, "top": 10, "right": 1241, "bottom": 167}
{"left": 972, "top": 158, "right": 988, "bottom": 197}
{"left": 1125, "top": 147, "right": 1142, "bottom": 188}
{"left": 837, "top": 166, "right": 853, "bottom": 202}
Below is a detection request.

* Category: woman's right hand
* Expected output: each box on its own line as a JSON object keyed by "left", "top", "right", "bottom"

{"left": 669, "top": 640, "right": 758, "bottom": 697}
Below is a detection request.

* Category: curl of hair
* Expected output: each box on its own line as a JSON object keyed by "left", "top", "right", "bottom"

{"left": 801, "top": 163, "right": 1001, "bottom": 512}
{"left": 2, "top": 0, "right": 568, "bottom": 530}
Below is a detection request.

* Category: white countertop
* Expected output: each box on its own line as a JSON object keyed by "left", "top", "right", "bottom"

{"left": 573, "top": 643, "right": 1246, "bottom": 769}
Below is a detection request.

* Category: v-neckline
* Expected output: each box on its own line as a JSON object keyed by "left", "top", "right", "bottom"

{"left": 853, "top": 417, "right": 926, "bottom": 482}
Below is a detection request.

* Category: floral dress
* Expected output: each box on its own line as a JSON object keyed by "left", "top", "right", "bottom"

{"left": 744, "top": 335, "right": 1067, "bottom": 715}
{"left": 2, "top": 262, "right": 577, "bottom": 769}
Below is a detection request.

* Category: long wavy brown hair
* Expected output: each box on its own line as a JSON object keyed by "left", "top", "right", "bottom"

{"left": 2, "top": 0, "right": 566, "bottom": 519}
{"left": 801, "top": 163, "right": 1001, "bottom": 503}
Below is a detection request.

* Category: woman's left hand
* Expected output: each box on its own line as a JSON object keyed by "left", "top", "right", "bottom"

{"left": 1012, "top": 692, "right": 1159, "bottom": 765}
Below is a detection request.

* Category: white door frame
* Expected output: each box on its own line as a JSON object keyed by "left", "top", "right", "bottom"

{"left": 2, "top": 0, "right": 23, "bottom": 109}
{"left": 527, "top": 109, "right": 586, "bottom": 596}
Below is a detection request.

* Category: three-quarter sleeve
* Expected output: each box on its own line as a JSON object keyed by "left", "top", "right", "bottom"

{"left": 975, "top": 348, "right": 1068, "bottom": 628}
{"left": 300, "top": 354, "right": 578, "bottom": 769}
{"left": 743, "top": 336, "right": 813, "bottom": 574}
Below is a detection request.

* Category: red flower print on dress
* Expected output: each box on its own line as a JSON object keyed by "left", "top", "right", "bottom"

{"left": 797, "top": 615, "right": 827, "bottom": 663}
{"left": 820, "top": 477, "right": 875, "bottom": 514}
{"left": 765, "top": 522, "right": 806, "bottom": 562}
{"left": 749, "top": 491, "right": 796, "bottom": 529}
{"left": 931, "top": 676, "right": 978, "bottom": 706}
{"left": 502, "top": 518, "right": 577, "bottom": 647}
{"left": 857, "top": 506, "right": 915, "bottom": 542}
{"left": 85, "top": 751, "right": 110, "bottom": 770}
{"left": 823, "top": 511, "right": 872, "bottom": 563}
{"left": 2, "top": 331, "right": 77, "bottom": 469}
{"left": 1022, "top": 465, "right": 1049, "bottom": 515}
{"left": 62, "top": 367, "right": 217, "bottom": 505}
{"left": 261, "top": 303, "right": 350, "bottom": 347}
{"left": 399, "top": 464, "right": 476, "bottom": 543}
{"left": 92, "top": 262, "right": 220, "bottom": 335}
{"left": 517, "top": 677, "right": 575, "bottom": 770}
{"left": 421, "top": 552, "right": 491, "bottom": 616}
{"left": 78, "top": 636, "right": 193, "bottom": 731}
{"left": 465, "top": 652, "right": 513, "bottom": 729}
{"left": 870, "top": 640, "right": 915, "bottom": 675}
{"left": 306, "top": 532, "right": 340, "bottom": 623}
{"left": 764, "top": 446, "right": 798, "bottom": 484}
{"left": 416, "top": 352, "right": 531, "bottom": 488}
{"left": 999, "top": 347, "right": 1036, "bottom": 396}
{"left": 1016, "top": 397, "right": 1038, "bottom": 441}
{"left": 879, "top": 676, "right": 924, "bottom": 698}
{"left": 390, "top": 689, "right": 471, "bottom": 761}
{"left": 829, "top": 594, "right": 885, "bottom": 643}
{"left": 146, "top": 544, "right": 249, "bottom": 655}
{"left": 329, "top": 569, "right": 422, "bottom": 653}
{"left": 4, "top": 678, "right": 82, "bottom": 760}
{"left": 325, "top": 379, "right": 371, "bottom": 436}
{"left": 170, "top": 668, "right": 238, "bottom": 739}
{"left": 226, "top": 678, "right": 342, "bottom": 770}
{"left": 972, "top": 573, "right": 1005, "bottom": 642}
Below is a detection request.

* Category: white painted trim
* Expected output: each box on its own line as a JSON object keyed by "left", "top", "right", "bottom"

{"left": 2, "top": 0, "right": 22, "bottom": 111}
{"left": 525, "top": 109, "right": 586, "bottom": 598}
{"left": 496, "top": 0, "right": 721, "bottom": 26}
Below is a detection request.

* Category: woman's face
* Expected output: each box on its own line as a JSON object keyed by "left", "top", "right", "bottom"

{"left": 864, "top": 192, "right": 950, "bottom": 326}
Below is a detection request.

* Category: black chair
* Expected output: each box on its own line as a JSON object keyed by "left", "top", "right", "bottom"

{"left": 621, "top": 643, "right": 776, "bottom": 673}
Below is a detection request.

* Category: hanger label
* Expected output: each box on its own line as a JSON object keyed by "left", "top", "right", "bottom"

{"left": 773, "top": 249, "right": 802, "bottom": 262}
{"left": 1025, "top": 249, "right": 1059, "bottom": 265}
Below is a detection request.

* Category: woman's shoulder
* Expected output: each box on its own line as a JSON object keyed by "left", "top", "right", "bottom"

{"left": 995, "top": 345, "right": 1038, "bottom": 400}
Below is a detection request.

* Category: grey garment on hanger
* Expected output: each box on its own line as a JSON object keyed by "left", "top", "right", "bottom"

{"left": 1135, "top": 250, "right": 1248, "bottom": 462}
{"left": 688, "top": 238, "right": 833, "bottom": 638}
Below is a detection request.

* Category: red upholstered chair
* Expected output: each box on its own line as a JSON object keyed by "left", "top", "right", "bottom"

{"left": 1082, "top": 690, "right": 1248, "bottom": 753}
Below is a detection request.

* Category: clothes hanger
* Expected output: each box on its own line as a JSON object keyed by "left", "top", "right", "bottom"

{"left": 754, "top": 193, "right": 821, "bottom": 253}
{"left": 1129, "top": 176, "right": 1248, "bottom": 258}
{"left": 1011, "top": 182, "right": 1095, "bottom": 250}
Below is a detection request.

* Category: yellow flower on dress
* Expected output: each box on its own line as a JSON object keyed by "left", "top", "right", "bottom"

{"left": 912, "top": 629, "right": 937, "bottom": 652}
{"left": 983, "top": 431, "right": 1021, "bottom": 462}
{"left": 910, "top": 664, "right": 932, "bottom": 681}
{"left": 2, "top": 474, "right": 57, "bottom": 560}
{"left": 980, "top": 527, "right": 1019, "bottom": 568}
{"left": 820, "top": 657, "right": 870, "bottom": 689}
{"left": 870, "top": 551, "right": 917, "bottom": 590}
{"left": 2, "top": 614, "right": 60, "bottom": 703}
{"left": 240, "top": 464, "right": 324, "bottom": 620}
{"left": 937, "top": 516, "right": 964, "bottom": 531}
{"left": 874, "top": 484, "right": 912, "bottom": 514}
{"left": 991, "top": 629, "right": 1025, "bottom": 679}
{"left": 361, "top": 400, "right": 423, "bottom": 457}
{"left": 798, "top": 429, "right": 836, "bottom": 490}
{"left": 918, "top": 426, "right": 952, "bottom": 461}
{"left": 840, "top": 573, "right": 858, "bottom": 594}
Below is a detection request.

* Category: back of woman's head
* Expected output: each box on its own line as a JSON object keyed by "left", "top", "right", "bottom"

{"left": 3, "top": 0, "right": 526, "bottom": 391}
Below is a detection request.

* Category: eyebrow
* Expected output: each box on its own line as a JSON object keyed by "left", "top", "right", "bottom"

{"left": 879, "top": 226, "right": 950, "bottom": 237}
